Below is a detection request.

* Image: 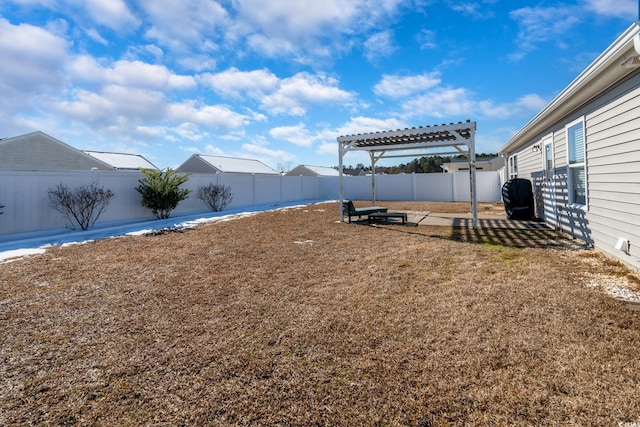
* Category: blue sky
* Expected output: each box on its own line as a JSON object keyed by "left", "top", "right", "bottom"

{"left": 0, "top": 0, "right": 637, "bottom": 170}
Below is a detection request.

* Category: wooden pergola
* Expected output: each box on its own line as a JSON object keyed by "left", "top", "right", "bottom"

{"left": 337, "top": 120, "right": 479, "bottom": 229}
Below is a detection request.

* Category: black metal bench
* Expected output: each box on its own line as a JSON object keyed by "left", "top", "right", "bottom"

{"left": 368, "top": 211, "right": 407, "bottom": 224}
{"left": 342, "top": 200, "right": 387, "bottom": 223}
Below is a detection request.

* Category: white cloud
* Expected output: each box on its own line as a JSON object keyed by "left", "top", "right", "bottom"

{"left": 0, "top": 18, "right": 68, "bottom": 103}
{"left": 317, "top": 141, "right": 340, "bottom": 157}
{"left": 201, "top": 68, "right": 352, "bottom": 115}
{"left": 84, "top": 0, "right": 140, "bottom": 31}
{"left": 50, "top": 81, "right": 252, "bottom": 142}
{"left": 167, "top": 102, "right": 250, "bottom": 130}
{"left": 583, "top": 0, "right": 636, "bottom": 19}
{"left": 53, "top": 85, "right": 167, "bottom": 125}
{"left": 85, "top": 28, "right": 108, "bottom": 45}
{"left": 364, "top": 31, "right": 396, "bottom": 62}
{"left": 204, "top": 144, "right": 225, "bottom": 155}
{"left": 178, "top": 54, "right": 217, "bottom": 72}
{"left": 242, "top": 143, "right": 294, "bottom": 163}
{"left": 336, "top": 116, "right": 408, "bottom": 137}
{"left": 509, "top": 5, "right": 581, "bottom": 60}
{"left": 201, "top": 68, "right": 279, "bottom": 99}
{"left": 269, "top": 123, "right": 314, "bottom": 147}
{"left": 260, "top": 72, "right": 354, "bottom": 115}
{"left": 416, "top": 29, "right": 437, "bottom": 50}
{"left": 133, "top": 125, "right": 167, "bottom": 139}
{"left": 402, "top": 87, "right": 475, "bottom": 118}
{"left": 449, "top": 2, "right": 492, "bottom": 19}
{"left": 174, "top": 123, "right": 208, "bottom": 141}
{"left": 400, "top": 88, "right": 547, "bottom": 120}
{"left": 66, "top": 57, "right": 196, "bottom": 90}
{"left": 140, "top": 0, "right": 229, "bottom": 52}
{"left": 230, "top": 0, "right": 403, "bottom": 60}
{"left": 374, "top": 73, "right": 442, "bottom": 98}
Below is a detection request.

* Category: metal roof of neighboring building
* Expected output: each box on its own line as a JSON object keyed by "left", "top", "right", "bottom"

{"left": 286, "top": 165, "right": 340, "bottom": 176}
{"left": 82, "top": 151, "right": 158, "bottom": 170}
{"left": 180, "top": 154, "right": 279, "bottom": 174}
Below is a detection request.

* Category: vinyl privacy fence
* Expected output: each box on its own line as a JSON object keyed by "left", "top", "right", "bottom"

{"left": 0, "top": 170, "right": 501, "bottom": 236}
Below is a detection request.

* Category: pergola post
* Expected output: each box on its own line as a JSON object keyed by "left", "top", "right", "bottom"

{"left": 369, "top": 151, "right": 376, "bottom": 205}
{"left": 470, "top": 142, "right": 478, "bottom": 229}
{"left": 338, "top": 141, "right": 345, "bottom": 222}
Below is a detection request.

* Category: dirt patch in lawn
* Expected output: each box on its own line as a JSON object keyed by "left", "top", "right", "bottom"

{"left": 2, "top": 201, "right": 640, "bottom": 426}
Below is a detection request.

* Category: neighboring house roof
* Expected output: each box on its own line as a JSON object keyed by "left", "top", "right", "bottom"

{"left": 0, "top": 131, "right": 111, "bottom": 171}
{"left": 82, "top": 150, "right": 158, "bottom": 170}
{"left": 342, "top": 169, "right": 366, "bottom": 176}
{"left": 501, "top": 22, "right": 640, "bottom": 153}
{"left": 442, "top": 156, "right": 504, "bottom": 172}
{"left": 286, "top": 165, "right": 340, "bottom": 177}
{"left": 178, "top": 154, "right": 279, "bottom": 174}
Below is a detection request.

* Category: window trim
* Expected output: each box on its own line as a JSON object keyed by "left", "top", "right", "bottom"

{"left": 542, "top": 134, "right": 554, "bottom": 183}
{"left": 565, "top": 117, "right": 587, "bottom": 209}
{"left": 508, "top": 154, "right": 517, "bottom": 179}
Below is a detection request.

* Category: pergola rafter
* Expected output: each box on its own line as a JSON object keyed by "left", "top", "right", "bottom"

{"left": 337, "top": 120, "right": 478, "bottom": 228}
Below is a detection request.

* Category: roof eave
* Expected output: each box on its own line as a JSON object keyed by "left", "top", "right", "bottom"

{"left": 500, "top": 22, "right": 640, "bottom": 154}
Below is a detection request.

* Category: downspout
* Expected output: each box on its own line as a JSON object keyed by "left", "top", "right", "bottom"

{"left": 470, "top": 148, "right": 478, "bottom": 230}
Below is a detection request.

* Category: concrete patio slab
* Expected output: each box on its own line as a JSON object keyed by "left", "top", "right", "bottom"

{"left": 416, "top": 212, "right": 549, "bottom": 229}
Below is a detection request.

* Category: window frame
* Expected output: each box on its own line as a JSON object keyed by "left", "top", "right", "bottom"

{"left": 542, "top": 134, "right": 554, "bottom": 183}
{"left": 508, "top": 154, "right": 518, "bottom": 179}
{"left": 565, "top": 117, "right": 587, "bottom": 209}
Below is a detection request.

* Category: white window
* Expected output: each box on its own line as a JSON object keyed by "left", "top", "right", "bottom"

{"left": 542, "top": 135, "right": 554, "bottom": 182}
{"left": 508, "top": 154, "right": 518, "bottom": 179}
{"left": 566, "top": 118, "right": 587, "bottom": 207}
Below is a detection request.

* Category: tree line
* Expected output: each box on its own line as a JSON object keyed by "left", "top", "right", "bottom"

{"left": 340, "top": 153, "right": 498, "bottom": 175}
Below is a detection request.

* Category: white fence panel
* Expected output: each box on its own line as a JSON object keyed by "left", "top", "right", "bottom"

{"left": 281, "top": 176, "right": 303, "bottom": 202}
{"left": 300, "top": 176, "right": 322, "bottom": 201}
{"left": 319, "top": 176, "right": 339, "bottom": 199}
{"left": 413, "top": 173, "right": 454, "bottom": 201}
{"left": 450, "top": 171, "right": 502, "bottom": 202}
{"left": 217, "top": 174, "right": 255, "bottom": 208}
{"left": 254, "top": 175, "right": 282, "bottom": 205}
{"left": 376, "top": 174, "right": 413, "bottom": 200}
{"left": 337, "top": 171, "right": 501, "bottom": 202}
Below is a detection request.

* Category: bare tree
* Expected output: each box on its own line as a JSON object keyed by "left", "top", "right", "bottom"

{"left": 197, "top": 183, "right": 233, "bottom": 212}
{"left": 48, "top": 183, "right": 115, "bottom": 230}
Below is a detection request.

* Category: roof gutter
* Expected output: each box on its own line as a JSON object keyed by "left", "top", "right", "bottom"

{"left": 500, "top": 22, "right": 640, "bottom": 154}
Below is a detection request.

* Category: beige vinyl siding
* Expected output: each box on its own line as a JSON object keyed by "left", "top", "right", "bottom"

{"left": 510, "top": 146, "right": 540, "bottom": 180}
{"left": 0, "top": 132, "right": 109, "bottom": 171}
{"left": 177, "top": 155, "right": 219, "bottom": 173}
{"left": 584, "top": 75, "right": 640, "bottom": 267}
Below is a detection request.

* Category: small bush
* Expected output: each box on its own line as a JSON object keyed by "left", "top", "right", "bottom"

{"left": 48, "top": 183, "right": 115, "bottom": 230}
{"left": 197, "top": 183, "right": 233, "bottom": 212}
{"left": 135, "top": 168, "right": 191, "bottom": 219}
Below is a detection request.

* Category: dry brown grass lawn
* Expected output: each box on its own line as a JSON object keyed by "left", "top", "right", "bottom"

{"left": 2, "top": 201, "right": 640, "bottom": 426}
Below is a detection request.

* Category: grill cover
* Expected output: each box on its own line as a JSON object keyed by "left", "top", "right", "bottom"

{"left": 501, "top": 178, "right": 534, "bottom": 220}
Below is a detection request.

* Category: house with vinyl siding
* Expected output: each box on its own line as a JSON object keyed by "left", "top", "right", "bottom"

{"left": 500, "top": 22, "right": 640, "bottom": 269}
{"left": 0, "top": 131, "right": 157, "bottom": 171}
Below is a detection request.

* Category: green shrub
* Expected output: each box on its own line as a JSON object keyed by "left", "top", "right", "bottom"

{"left": 135, "top": 168, "right": 191, "bottom": 219}
{"left": 48, "top": 183, "right": 115, "bottom": 230}
{"left": 197, "top": 183, "right": 233, "bottom": 212}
